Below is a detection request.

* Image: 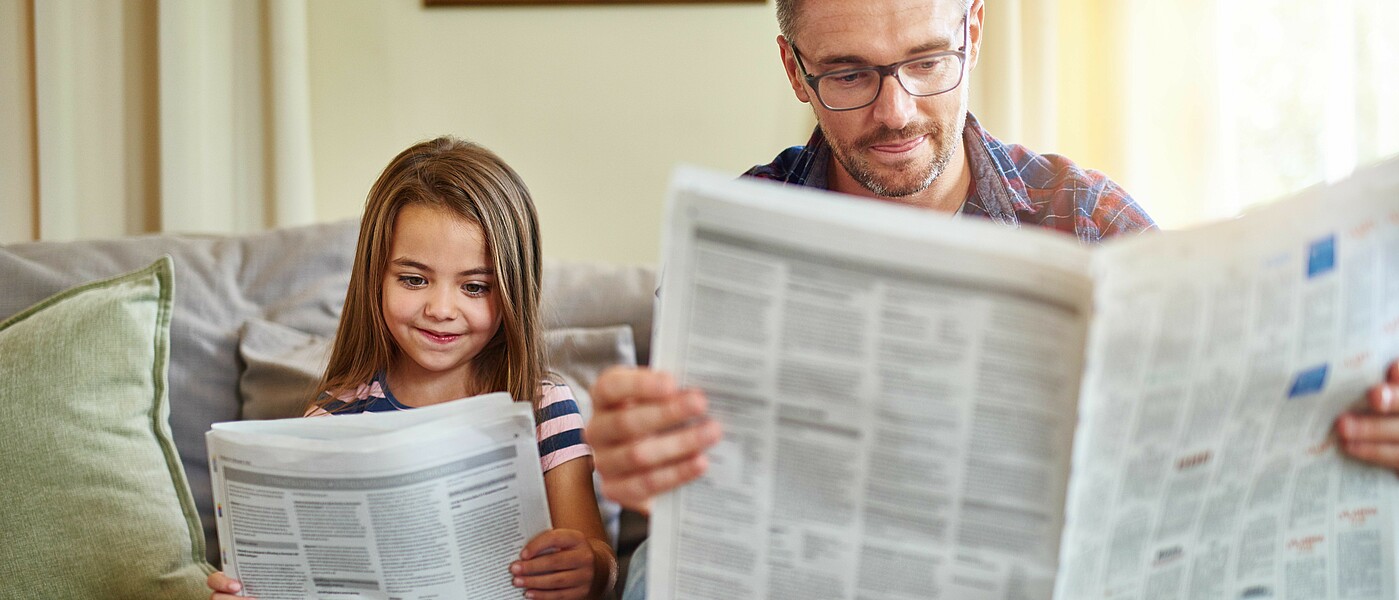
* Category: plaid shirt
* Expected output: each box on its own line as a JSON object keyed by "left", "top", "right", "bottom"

{"left": 744, "top": 113, "right": 1157, "bottom": 243}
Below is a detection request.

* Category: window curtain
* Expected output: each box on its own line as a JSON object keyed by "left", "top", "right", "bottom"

{"left": 970, "top": 0, "right": 1399, "bottom": 229}
{"left": 0, "top": 0, "right": 314, "bottom": 243}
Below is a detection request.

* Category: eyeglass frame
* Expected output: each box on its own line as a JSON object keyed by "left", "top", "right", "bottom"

{"left": 790, "top": 10, "right": 971, "bottom": 112}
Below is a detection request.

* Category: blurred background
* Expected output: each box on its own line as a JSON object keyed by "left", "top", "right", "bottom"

{"left": 2, "top": 0, "right": 1396, "bottom": 264}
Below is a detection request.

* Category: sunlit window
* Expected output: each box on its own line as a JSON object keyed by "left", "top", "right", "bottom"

{"left": 1216, "top": 0, "right": 1399, "bottom": 215}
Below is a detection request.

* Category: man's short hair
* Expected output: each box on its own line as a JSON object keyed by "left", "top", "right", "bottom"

{"left": 776, "top": 0, "right": 971, "bottom": 43}
{"left": 774, "top": 0, "right": 800, "bottom": 41}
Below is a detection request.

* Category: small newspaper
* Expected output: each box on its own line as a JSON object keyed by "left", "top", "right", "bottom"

{"left": 206, "top": 393, "right": 551, "bottom": 600}
{"left": 646, "top": 161, "right": 1399, "bottom": 600}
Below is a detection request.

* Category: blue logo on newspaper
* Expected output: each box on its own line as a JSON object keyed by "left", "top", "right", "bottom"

{"left": 1288, "top": 365, "right": 1328, "bottom": 398}
{"left": 1306, "top": 235, "right": 1336, "bottom": 278}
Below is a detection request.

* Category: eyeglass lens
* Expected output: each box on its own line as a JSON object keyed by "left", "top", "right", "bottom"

{"left": 815, "top": 54, "right": 963, "bottom": 110}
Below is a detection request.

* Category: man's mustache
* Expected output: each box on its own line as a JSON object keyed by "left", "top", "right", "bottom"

{"left": 855, "top": 120, "right": 941, "bottom": 149}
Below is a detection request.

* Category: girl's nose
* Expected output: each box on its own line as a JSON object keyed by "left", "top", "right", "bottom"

{"left": 423, "top": 289, "right": 456, "bottom": 320}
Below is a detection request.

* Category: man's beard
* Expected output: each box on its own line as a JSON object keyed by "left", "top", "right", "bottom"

{"left": 828, "top": 116, "right": 962, "bottom": 198}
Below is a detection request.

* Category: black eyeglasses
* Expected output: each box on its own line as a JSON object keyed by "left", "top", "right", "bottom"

{"left": 792, "top": 13, "right": 970, "bottom": 111}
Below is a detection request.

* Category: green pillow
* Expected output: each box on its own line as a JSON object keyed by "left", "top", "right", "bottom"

{"left": 0, "top": 257, "right": 211, "bottom": 599}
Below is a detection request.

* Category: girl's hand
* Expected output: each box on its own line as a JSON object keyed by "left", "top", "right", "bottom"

{"left": 510, "top": 528, "right": 605, "bottom": 600}
{"left": 206, "top": 571, "right": 250, "bottom": 600}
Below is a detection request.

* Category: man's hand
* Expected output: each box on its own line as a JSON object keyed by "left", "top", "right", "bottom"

{"left": 1336, "top": 360, "right": 1399, "bottom": 471}
{"left": 584, "top": 367, "right": 722, "bottom": 514}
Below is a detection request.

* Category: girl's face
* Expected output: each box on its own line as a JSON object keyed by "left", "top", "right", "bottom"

{"left": 381, "top": 203, "right": 502, "bottom": 392}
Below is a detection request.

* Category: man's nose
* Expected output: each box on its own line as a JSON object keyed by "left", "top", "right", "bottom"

{"left": 869, "top": 74, "right": 917, "bottom": 131}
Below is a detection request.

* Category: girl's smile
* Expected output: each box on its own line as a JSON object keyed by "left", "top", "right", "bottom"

{"left": 417, "top": 328, "right": 463, "bottom": 344}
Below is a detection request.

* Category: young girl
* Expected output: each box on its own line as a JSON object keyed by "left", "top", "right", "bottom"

{"left": 208, "top": 137, "right": 616, "bottom": 600}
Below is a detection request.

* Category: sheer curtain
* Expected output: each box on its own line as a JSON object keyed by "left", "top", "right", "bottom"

{"left": 1, "top": 0, "right": 315, "bottom": 243}
{"left": 970, "top": 0, "right": 1399, "bottom": 229}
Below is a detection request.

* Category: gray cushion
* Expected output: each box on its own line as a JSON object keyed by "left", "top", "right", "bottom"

{"left": 0, "top": 220, "right": 360, "bottom": 564}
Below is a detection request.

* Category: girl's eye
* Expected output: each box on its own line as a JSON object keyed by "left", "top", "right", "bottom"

{"left": 398, "top": 275, "right": 427, "bottom": 288}
{"left": 462, "top": 282, "right": 490, "bottom": 296}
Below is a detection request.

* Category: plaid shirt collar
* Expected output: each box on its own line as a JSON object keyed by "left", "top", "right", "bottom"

{"left": 750, "top": 113, "right": 1035, "bottom": 227}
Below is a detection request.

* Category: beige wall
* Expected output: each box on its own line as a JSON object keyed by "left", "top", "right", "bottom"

{"left": 306, "top": 0, "right": 812, "bottom": 266}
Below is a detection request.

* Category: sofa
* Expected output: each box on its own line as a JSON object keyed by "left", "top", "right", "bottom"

{"left": 0, "top": 219, "right": 656, "bottom": 599}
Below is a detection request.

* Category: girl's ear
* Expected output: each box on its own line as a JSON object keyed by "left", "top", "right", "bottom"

{"left": 777, "top": 35, "right": 812, "bottom": 104}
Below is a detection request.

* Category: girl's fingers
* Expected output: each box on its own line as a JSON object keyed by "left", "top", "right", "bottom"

{"left": 207, "top": 571, "right": 252, "bottom": 599}
{"left": 519, "top": 529, "right": 585, "bottom": 561}
{"left": 514, "top": 547, "right": 590, "bottom": 576}
{"left": 513, "top": 566, "right": 591, "bottom": 592}
{"left": 517, "top": 585, "right": 590, "bottom": 600}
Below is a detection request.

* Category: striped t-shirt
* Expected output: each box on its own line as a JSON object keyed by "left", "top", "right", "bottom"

{"left": 312, "top": 373, "right": 592, "bottom": 473}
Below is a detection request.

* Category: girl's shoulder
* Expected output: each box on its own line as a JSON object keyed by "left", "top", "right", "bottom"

{"left": 312, "top": 373, "right": 403, "bottom": 415}
{"left": 537, "top": 379, "right": 576, "bottom": 409}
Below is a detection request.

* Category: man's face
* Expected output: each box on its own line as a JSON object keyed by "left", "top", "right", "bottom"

{"left": 780, "top": 0, "right": 982, "bottom": 199}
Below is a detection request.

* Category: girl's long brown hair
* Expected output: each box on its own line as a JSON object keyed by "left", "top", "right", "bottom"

{"left": 308, "top": 136, "right": 546, "bottom": 410}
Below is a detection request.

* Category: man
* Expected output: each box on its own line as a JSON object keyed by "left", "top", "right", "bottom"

{"left": 585, "top": 0, "right": 1399, "bottom": 596}
{"left": 747, "top": 0, "right": 1152, "bottom": 242}
{"left": 596, "top": 0, "right": 1151, "bottom": 511}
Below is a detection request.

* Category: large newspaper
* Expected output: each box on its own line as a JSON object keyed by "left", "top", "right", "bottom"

{"left": 646, "top": 163, "right": 1399, "bottom": 600}
{"left": 206, "top": 394, "right": 551, "bottom": 600}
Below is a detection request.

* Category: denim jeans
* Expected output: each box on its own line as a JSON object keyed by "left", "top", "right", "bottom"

{"left": 623, "top": 539, "right": 648, "bottom": 600}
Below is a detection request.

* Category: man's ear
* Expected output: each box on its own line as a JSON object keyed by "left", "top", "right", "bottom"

{"left": 966, "top": 0, "right": 985, "bottom": 71}
{"left": 777, "top": 35, "right": 812, "bottom": 104}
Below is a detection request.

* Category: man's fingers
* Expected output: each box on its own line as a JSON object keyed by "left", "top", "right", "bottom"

{"left": 1370, "top": 383, "right": 1397, "bottom": 413}
{"left": 600, "top": 452, "right": 710, "bottom": 514}
{"left": 1387, "top": 360, "right": 1399, "bottom": 383}
{"left": 594, "top": 417, "right": 721, "bottom": 478}
{"left": 1337, "top": 413, "right": 1399, "bottom": 443}
{"left": 590, "top": 367, "right": 677, "bottom": 410}
{"left": 586, "top": 391, "right": 707, "bottom": 448}
{"left": 1341, "top": 441, "right": 1399, "bottom": 471}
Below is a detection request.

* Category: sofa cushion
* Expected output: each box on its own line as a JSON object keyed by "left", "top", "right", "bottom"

{"left": 0, "top": 257, "right": 211, "bottom": 598}
{"left": 236, "top": 317, "right": 332, "bottom": 420}
{"left": 0, "top": 220, "right": 361, "bottom": 564}
{"left": 541, "top": 260, "right": 657, "bottom": 365}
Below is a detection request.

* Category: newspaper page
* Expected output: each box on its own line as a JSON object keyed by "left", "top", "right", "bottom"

{"left": 647, "top": 167, "right": 1098, "bottom": 600}
{"left": 1060, "top": 161, "right": 1399, "bottom": 599}
{"left": 206, "top": 394, "right": 552, "bottom": 600}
